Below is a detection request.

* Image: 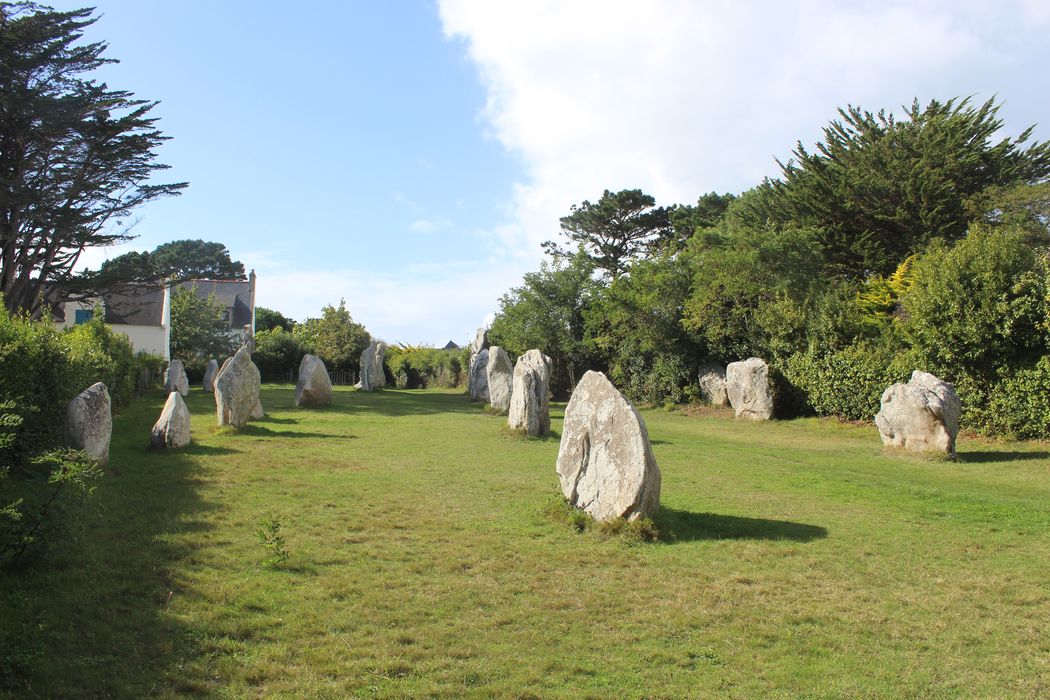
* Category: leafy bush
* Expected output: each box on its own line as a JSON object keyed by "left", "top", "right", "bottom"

{"left": 254, "top": 327, "right": 307, "bottom": 381}
{"left": 783, "top": 345, "right": 909, "bottom": 421}
{"left": 985, "top": 356, "right": 1050, "bottom": 438}
{"left": 611, "top": 350, "right": 691, "bottom": 406}
{"left": 0, "top": 301, "right": 157, "bottom": 463}
{"left": 385, "top": 346, "right": 464, "bottom": 389}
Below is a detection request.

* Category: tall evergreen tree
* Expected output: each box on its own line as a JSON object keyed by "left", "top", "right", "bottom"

{"left": 775, "top": 97, "right": 1050, "bottom": 278}
{"left": 0, "top": 3, "right": 185, "bottom": 317}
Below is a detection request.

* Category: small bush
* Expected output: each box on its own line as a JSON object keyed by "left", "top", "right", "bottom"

{"left": 256, "top": 514, "right": 290, "bottom": 568}
{"left": 385, "top": 346, "right": 464, "bottom": 389}
{"left": 783, "top": 345, "right": 909, "bottom": 421}
{"left": 986, "top": 356, "right": 1050, "bottom": 438}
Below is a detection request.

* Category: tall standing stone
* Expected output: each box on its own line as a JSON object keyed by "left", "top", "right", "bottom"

{"left": 726, "top": 357, "right": 774, "bottom": 420}
{"left": 875, "top": 370, "right": 962, "bottom": 455}
{"left": 486, "top": 346, "right": 514, "bottom": 413}
{"left": 164, "top": 359, "right": 189, "bottom": 397}
{"left": 469, "top": 349, "right": 490, "bottom": 402}
{"left": 214, "top": 347, "right": 261, "bottom": 428}
{"left": 151, "top": 391, "right": 191, "bottom": 449}
{"left": 65, "top": 382, "right": 112, "bottom": 466}
{"left": 296, "top": 354, "right": 333, "bottom": 407}
{"left": 358, "top": 340, "right": 387, "bottom": 392}
{"left": 467, "top": 327, "right": 489, "bottom": 397}
{"left": 698, "top": 362, "right": 730, "bottom": 407}
{"left": 556, "top": 371, "right": 661, "bottom": 522}
{"left": 507, "top": 349, "right": 552, "bottom": 437}
{"left": 202, "top": 359, "right": 219, "bottom": 393}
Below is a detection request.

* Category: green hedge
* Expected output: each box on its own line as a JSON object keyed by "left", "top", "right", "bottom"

{"left": 0, "top": 308, "right": 161, "bottom": 464}
{"left": 782, "top": 346, "right": 910, "bottom": 421}
{"left": 985, "top": 356, "right": 1050, "bottom": 439}
{"left": 386, "top": 347, "right": 465, "bottom": 389}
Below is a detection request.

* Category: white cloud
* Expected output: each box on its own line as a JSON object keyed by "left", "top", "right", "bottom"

{"left": 438, "top": 0, "right": 1043, "bottom": 260}
{"left": 409, "top": 217, "right": 452, "bottom": 234}
{"left": 244, "top": 252, "right": 526, "bottom": 347}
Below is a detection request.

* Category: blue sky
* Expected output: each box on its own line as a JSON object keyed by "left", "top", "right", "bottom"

{"left": 52, "top": 1, "right": 1050, "bottom": 345}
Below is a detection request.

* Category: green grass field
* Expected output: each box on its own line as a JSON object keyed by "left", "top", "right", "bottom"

{"left": 2, "top": 385, "right": 1049, "bottom": 698}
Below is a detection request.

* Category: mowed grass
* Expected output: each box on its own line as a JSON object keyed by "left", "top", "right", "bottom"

{"left": 2, "top": 386, "right": 1049, "bottom": 698}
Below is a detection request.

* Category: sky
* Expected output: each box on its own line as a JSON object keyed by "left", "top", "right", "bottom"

{"left": 47, "top": 0, "right": 1050, "bottom": 346}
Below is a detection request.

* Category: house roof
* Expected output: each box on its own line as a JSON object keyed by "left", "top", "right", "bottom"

{"left": 50, "top": 282, "right": 167, "bottom": 326}
{"left": 443, "top": 340, "right": 460, "bottom": 350}
{"left": 176, "top": 279, "right": 253, "bottom": 328}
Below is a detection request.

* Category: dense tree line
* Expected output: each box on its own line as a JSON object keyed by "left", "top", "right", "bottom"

{"left": 489, "top": 97, "right": 1050, "bottom": 436}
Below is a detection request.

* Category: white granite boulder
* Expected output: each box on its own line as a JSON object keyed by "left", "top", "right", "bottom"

{"left": 726, "top": 357, "right": 774, "bottom": 420}
{"left": 507, "top": 349, "right": 552, "bottom": 437}
{"left": 556, "top": 371, "right": 661, "bottom": 522}
{"left": 296, "top": 354, "right": 332, "bottom": 407}
{"left": 359, "top": 340, "right": 387, "bottom": 392}
{"left": 150, "top": 391, "right": 191, "bottom": 449}
{"left": 469, "top": 349, "right": 490, "bottom": 402}
{"left": 202, "top": 359, "right": 219, "bottom": 393}
{"left": 164, "top": 359, "right": 189, "bottom": 397}
{"left": 486, "top": 346, "right": 514, "bottom": 413}
{"left": 875, "top": 370, "right": 962, "bottom": 455}
{"left": 65, "top": 382, "right": 112, "bottom": 465}
{"left": 214, "top": 347, "right": 261, "bottom": 427}
{"left": 698, "top": 362, "right": 729, "bottom": 407}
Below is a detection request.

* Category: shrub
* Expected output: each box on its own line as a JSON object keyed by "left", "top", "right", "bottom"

{"left": 783, "top": 345, "right": 909, "bottom": 421}
{"left": 384, "top": 346, "right": 464, "bottom": 389}
{"left": 985, "top": 356, "right": 1050, "bottom": 438}
{"left": 254, "top": 328, "right": 307, "bottom": 381}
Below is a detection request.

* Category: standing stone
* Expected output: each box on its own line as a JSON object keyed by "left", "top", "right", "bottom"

{"left": 698, "top": 363, "right": 730, "bottom": 407}
{"left": 467, "top": 327, "right": 490, "bottom": 396}
{"left": 202, "top": 359, "right": 219, "bottom": 393}
{"left": 65, "top": 382, "right": 112, "bottom": 466}
{"left": 556, "top": 371, "right": 661, "bottom": 522}
{"left": 164, "top": 359, "right": 189, "bottom": 397}
{"left": 358, "top": 340, "right": 387, "bottom": 392}
{"left": 214, "top": 347, "right": 261, "bottom": 428}
{"left": 486, "top": 346, "right": 514, "bottom": 413}
{"left": 469, "top": 349, "right": 490, "bottom": 402}
{"left": 295, "top": 354, "right": 332, "bottom": 407}
{"left": 507, "top": 349, "right": 552, "bottom": 437}
{"left": 470, "top": 327, "right": 489, "bottom": 355}
{"left": 150, "top": 391, "right": 191, "bottom": 449}
{"left": 726, "top": 357, "right": 774, "bottom": 420}
{"left": 875, "top": 370, "right": 962, "bottom": 455}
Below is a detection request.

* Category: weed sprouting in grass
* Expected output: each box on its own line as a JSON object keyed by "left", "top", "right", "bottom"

{"left": 256, "top": 513, "right": 289, "bottom": 567}
{"left": 542, "top": 494, "right": 664, "bottom": 543}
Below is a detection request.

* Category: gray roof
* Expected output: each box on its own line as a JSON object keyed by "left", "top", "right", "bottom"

{"left": 103, "top": 285, "right": 167, "bottom": 325}
{"left": 176, "top": 279, "right": 253, "bottom": 328}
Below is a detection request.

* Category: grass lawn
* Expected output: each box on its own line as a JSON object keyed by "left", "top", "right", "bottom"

{"left": 2, "top": 385, "right": 1049, "bottom": 698}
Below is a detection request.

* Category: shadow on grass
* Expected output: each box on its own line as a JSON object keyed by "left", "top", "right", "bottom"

{"left": 234, "top": 424, "right": 355, "bottom": 440}
{"left": 0, "top": 390, "right": 219, "bottom": 696}
{"left": 181, "top": 443, "right": 241, "bottom": 456}
{"left": 956, "top": 451, "right": 1050, "bottom": 463}
{"left": 325, "top": 388, "right": 488, "bottom": 417}
{"left": 656, "top": 507, "right": 828, "bottom": 542}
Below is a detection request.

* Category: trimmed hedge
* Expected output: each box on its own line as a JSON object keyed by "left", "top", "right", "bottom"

{"left": 386, "top": 347, "right": 465, "bottom": 389}
{"left": 782, "top": 346, "right": 910, "bottom": 422}
{"left": 0, "top": 308, "right": 161, "bottom": 464}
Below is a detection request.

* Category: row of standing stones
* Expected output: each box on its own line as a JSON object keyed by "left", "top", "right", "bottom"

{"left": 699, "top": 357, "right": 962, "bottom": 456}
{"left": 62, "top": 335, "right": 960, "bottom": 527}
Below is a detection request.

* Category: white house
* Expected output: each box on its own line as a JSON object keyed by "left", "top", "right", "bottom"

{"left": 52, "top": 271, "right": 257, "bottom": 361}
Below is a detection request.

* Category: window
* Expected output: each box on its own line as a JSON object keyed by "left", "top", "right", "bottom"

{"left": 74, "top": 309, "right": 94, "bottom": 324}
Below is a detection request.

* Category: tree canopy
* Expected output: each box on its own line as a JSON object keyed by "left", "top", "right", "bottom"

{"left": 773, "top": 97, "right": 1050, "bottom": 278}
{"left": 0, "top": 3, "right": 186, "bottom": 317}
{"left": 169, "top": 286, "right": 236, "bottom": 365}
{"left": 84, "top": 239, "right": 246, "bottom": 288}
{"left": 543, "top": 189, "right": 672, "bottom": 280}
